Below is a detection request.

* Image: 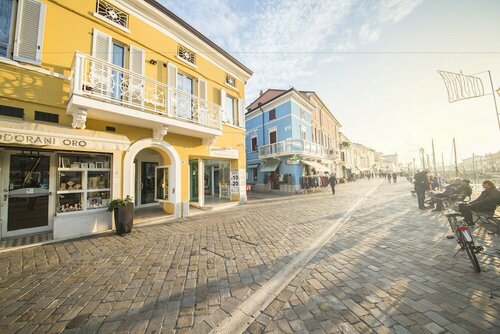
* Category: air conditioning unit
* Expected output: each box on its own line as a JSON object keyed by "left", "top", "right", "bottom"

{"left": 328, "top": 149, "right": 335, "bottom": 155}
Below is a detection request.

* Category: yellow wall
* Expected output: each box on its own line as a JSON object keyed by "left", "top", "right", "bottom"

{"left": 0, "top": 0, "right": 249, "bottom": 204}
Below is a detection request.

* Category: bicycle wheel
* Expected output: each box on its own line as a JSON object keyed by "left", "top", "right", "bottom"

{"left": 458, "top": 229, "right": 481, "bottom": 273}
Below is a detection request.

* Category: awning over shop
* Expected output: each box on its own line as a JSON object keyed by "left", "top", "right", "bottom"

{"left": 260, "top": 159, "right": 281, "bottom": 172}
{"left": 302, "top": 160, "right": 330, "bottom": 173}
{"left": 352, "top": 167, "right": 361, "bottom": 173}
{"left": 0, "top": 117, "right": 130, "bottom": 151}
{"left": 247, "top": 164, "right": 260, "bottom": 169}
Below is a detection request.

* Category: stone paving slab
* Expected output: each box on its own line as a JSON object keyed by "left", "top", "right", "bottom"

{"left": 0, "top": 180, "right": 498, "bottom": 333}
{"left": 0, "top": 180, "right": 377, "bottom": 333}
{"left": 251, "top": 181, "right": 499, "bottom": 334}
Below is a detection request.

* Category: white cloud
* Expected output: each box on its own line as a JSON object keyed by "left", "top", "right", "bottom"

{"left": 158, "top": 0, "right": 425, "bottom": 103}
{"left": 359, "top": 24, "right": 380, "bottom": 43}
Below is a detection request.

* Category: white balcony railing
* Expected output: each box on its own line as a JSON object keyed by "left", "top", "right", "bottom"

{"left": 70, "top": 52, "right": 221, "bottom": 130}
{"left": 258, "top": 139, "right": 327, "bottom": 159}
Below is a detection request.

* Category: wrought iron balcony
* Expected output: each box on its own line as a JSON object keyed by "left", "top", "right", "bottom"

{"left": 258, "top": 139, "right": 327, "bottom": 159}
{"left": 68, "top": 52, "right": 222, "bottom": 137}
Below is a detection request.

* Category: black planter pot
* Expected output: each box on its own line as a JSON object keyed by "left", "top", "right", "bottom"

{"left": 114, "top": 202, "right": 134, "bottom": 235}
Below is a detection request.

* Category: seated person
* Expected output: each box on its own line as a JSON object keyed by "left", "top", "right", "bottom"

{"left": 429, "top": 179, "right": 472, "bottom": 210}
{"left": 459, "top": 180, "right": 500, "bottom": 224}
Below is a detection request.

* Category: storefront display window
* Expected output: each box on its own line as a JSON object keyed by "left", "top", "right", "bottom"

{"left": 57, "top": 153, "right": 111, "bottom": 213}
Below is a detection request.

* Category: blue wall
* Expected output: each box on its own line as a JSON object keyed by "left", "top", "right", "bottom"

{"left": 245, "top": 97, "right": 313, "bottom": 187}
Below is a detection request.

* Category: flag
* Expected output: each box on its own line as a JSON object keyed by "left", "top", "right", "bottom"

{"left": 437, "top": 70, "right": 485, "bottom": 103}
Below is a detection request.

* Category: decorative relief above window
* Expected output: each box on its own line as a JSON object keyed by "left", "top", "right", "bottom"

{"left": 225, "top": 74, "right": 236, "bottom": 87}
{"left": 177, "top": 45, "right": 196, "bottom": 65}
{"left": 96, "top": 0, "right": 129, "bottom": 28}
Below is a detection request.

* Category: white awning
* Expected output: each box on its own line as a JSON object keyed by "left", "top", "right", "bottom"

{"left": 260, "top": 159, "right": 281, "bottom": 172}
{"left": 0, "top": 117, "right": 130, "bottom": 151}
{"left": 302, "top": 160, "right": 330, "bottom": 173}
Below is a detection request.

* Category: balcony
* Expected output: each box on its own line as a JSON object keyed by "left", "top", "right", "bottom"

{"left": 258, "top": 139, "right": 327, "bottom": 159}
{"left": 67, "top": 52, "right": 222, "bottom": 139}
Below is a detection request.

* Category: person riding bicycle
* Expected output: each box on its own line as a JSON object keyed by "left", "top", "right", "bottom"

{"left": 429, "top": 178, "right": 472, "bottom": 211}
{"left": 459, "top": 180, "right": 500, "bottom": 225}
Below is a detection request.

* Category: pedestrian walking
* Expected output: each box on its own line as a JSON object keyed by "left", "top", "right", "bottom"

{"left": 392, "top": 172, "right": 398, "bottom": 183}
{"left": 414, "top": 169, "right": 430, "bottom": 209}
{"left": 387, "top": 173, "right": 392, "bottom": 183}
{"left": 329, "top": 173, "right": 337, "bottom": 195}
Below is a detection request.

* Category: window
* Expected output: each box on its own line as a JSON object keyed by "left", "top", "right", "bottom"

{"left": 105, "top": 126, "right": 116, "bottom": 132}
{"left": 251, "top": 136, "right": 257, "bottom": 152}
{"left": 57, "top": 153, "right": 111, "bottom": 213}
{"left": 0, "top": 105, "right": 23, "bottom": 118}
{"left": 300, "top": 109, "right": 305, "bottom": 120}
{"left": 225, "top": 95, "right": 237, "bottom": 125}
{"left": 269, "top": 109, "right": 276, "bottom": 121}
{"left": 269, "top": 130, "right": 277, "bottom": 144}
{"left": 96, "top": 0, "right": 129, "bottom": 29}
{"left": 225, "top": 74, "right": 236, "bottom": 87}
{"left": 35, "top": 111, "right": 58, "bottom": 123}
{"left": 0, "top": 0, "right": 15, "bottom": 58}
{"left": 251, "top": 168, "right": 257, "bottom": 182}
{"left": 1, "top": 0, "right": 46, "bottom": 65}
{"left": 178, "top": 44, "right": 196, "bottom": 65}
{"left": 177, "top": 72, "right": 194, "bottom": 119}
{"left": 300, "top": 126, "right": 307, "bottom": 141}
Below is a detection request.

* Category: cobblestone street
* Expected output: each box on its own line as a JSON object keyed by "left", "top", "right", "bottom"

{"left": 0, "top": 180, "right": 498, "bottom": 334}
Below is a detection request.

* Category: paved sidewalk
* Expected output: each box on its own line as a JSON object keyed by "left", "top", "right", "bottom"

{"left": 0, "top": 180, "right": 498, "bottom": 333}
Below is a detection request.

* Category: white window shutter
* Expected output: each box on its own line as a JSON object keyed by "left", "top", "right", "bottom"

{"left": 129, "top": 45, "right": 145, "bottom": 105}
{"left": 167, "top": 63, "right": 178, "bottom": 116}
{"left": 167, "top": 63, "right": 177, "bottom": 87}
{"left": 220, "top": 88, "right": 226, "bottom": 123}
{"left": 197, "top": 78, "right": 207, "bottom": 125}
{"left": 198, "top": 78, "right": 207, "bottom": 100}
{"left": 238, "top": 98, "right": 245, "bottom": 128}
{"left": 13, "top": 0, "right": 46, "bottom": 65}
{"left": 92, "top": 29, "right": 112, "bottom": 62}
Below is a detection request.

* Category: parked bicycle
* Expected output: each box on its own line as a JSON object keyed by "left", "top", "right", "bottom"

{"left": 445, "top": 210, "right": 483, "bottom": 273}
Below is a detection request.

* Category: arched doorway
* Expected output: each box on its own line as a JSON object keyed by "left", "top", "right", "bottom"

{"left": 123, "top": 138, "right": 181, "bottom": 218}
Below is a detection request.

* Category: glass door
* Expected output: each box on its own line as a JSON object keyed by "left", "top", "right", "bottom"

{"left": 189, "top": 160, "right": 198, "bottom": 202}
{"left": 4, "top": 154, "right": 51, "bottom": 235}
{"left": 140, "top": 162, "right": 158, "bottom": 205}
{"left": 111, "top": 43, "right": 125, "bottom": 100}
{"left": 177, "top": 73, "right": 193, "bottom": 119}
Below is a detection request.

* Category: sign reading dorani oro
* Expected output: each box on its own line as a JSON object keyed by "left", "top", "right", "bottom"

{"left": 0, "top": 132, "right": 88, "bottom": 148}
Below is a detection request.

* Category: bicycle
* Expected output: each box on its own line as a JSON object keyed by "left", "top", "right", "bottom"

{"left": 445, "top": 211, "right": 483, "bottom": 273}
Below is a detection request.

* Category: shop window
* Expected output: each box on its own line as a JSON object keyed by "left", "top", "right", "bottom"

{"left": 251, "top": 168, "right": 257, "bottom": 182}
{"left": 57, "top": 153, "right": 111, "bottom": 213}
{"left": 269, "top": 109, "right": 276, "bottom": 121}
{"left": 35, "top": 111, "right": 59, "bottom": 123}
{"left": 0, "top": 105, "right": 23, "bottom": 118}
{"left": 251, "top": 136, "right": 257, "bottom": 152}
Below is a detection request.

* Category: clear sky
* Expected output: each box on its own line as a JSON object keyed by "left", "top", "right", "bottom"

{"left": 159, "top": 0, "right": 500, "bottom": 166}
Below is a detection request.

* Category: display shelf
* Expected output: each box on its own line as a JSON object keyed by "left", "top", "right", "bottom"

{"left": 57, "top": 190, "right": 85, "bottom": 194}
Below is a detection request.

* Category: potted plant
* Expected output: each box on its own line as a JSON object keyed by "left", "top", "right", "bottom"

{"left": 108, "top": 196, "right": 134, "bottom": 235}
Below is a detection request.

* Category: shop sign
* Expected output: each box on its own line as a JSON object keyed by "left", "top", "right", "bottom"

{"left": 287, "top": 159, "right": 300, "bottom": 165}
{"left": 230, "top": 169, "right": 239, "bottom": 194}
{"left": 210, "top": 147, "right": 238, "bottom": 159}
{"left": 0, "top": 132, "right": 87, "bottom": 148}
{"left": 239, "top": 169, "right": 246, "bottom": 196}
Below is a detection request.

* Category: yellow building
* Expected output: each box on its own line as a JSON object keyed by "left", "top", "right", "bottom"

{"left": 0, "top": 0, "right": 252, "bottom": 241}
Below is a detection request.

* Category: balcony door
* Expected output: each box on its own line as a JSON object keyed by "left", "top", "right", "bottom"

{"left": 177, "top": 73, "right": 193, "bottom": 120}
{"left": 111, "top": 42, "right": 125, "bottom": 100}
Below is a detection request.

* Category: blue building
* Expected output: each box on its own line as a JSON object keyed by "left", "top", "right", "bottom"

{"left": 245, "top": 88, "right": 334, "bottom": 193}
